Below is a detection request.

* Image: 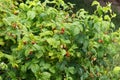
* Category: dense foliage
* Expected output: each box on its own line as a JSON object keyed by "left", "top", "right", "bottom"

{"left": 0, "top": 0, "right": 120, "bottom": 80}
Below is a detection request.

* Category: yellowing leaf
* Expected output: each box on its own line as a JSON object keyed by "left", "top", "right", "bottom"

{"left": 113, "top": 66, "right": 120, "bottom": 74}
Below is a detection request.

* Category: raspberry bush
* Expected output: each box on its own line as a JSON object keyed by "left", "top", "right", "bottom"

{"left": 0, "top": 0, "right": 120, "bottom": 80}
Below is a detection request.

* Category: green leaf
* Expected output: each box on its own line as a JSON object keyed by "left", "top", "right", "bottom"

{"left": 73, "top": 27, "right": 80, "bottom": 36}
{"left": 4, "top": 54, "right": 14, "bottom": 62}
{"left": 49, "top": 67, "right": 55, "bottom": 73}
{"left": 21, "top": 65, "right": 27, "bottom": 72}
{"left": 47, "top": 38, "right": 60, "bottom": 48}
{"left": 97, "top": 51, "right": 104, "bottom": 58}
{"left": 104, "top": 15, "right": 111, "bottom": 21}
{"left": 56, "top": 75, "right": 62, "bottom": 80}
{"left": 40, "top": 31, "right": 53, "bottom": 37}
{"left": 102, "top": 7, "right": 109, "bottom": 13}
{"left": 0, "top": 39, "right": 4, "bottom": 45}
{"left": 17, "top": 40, "right": 24, "bottom": 50}
{"left": 19, "top": 3, "right": 25, "bottom": 9}
{"left": 61, "top": 49, "right": 66, "bottom": 56}
{"left": 19, "top": 3, "right": 29, "bottom": 11}
{"left": 27, "top": 11, "right": 36, "bottom": 19}
{"left": 94, "top": 22, "right": 101, "bottom": 33}
{"left": 21, "top": 62, "right": 31, "bottom": 72}
{"left": 7, "top": 71, "right": 16, "bottom": 80}
{"left": 43, "top": 63, "right": 51, "bottom": 69}
{"left": 3, "top": 15, "right": 18, "bottom": 25}
{"left": 110, "top": 22, "right": 115, "bottom": 28}
{"left": 0, "top": 21, "right": 4, "bottom": 27}
{"left": 30, "top": 64, "right": 39, "bottom": 73}
{"left": 35, "top": 51, "right": 43, "bottom": 59}
{"left": 91, "top": 1, "right": 100, "bottom": 6}
{"left": 82, "top": 40, "right": 89, "bottom": 52}
{"left": 72, "top": 22, "right": 83, "bottom": 36}
{"left": 111, "top": 13, "right": 116, "bottom": 18}
{"left": 0, "top": 76, "right": 2, "bottom": 80}
{"left": 0, "top": 52, "right": 4, "bottom": 58}
{"left": 76, "top": 9, "right": 87, "bottom": 18}
{"left": 40, "top": 13, "right": 48, "bottom": 20}
{"left": 0, "top": 62, "right": 8, "bottom": 70}
{"left": 68, "top": 67, "right": 75, "bottom": 74}
{"left": 33, "top": 44, "right": 41, "bottom": 50}
{"left": 41, "top": 72, "right": 51, "bottom": 79}
{"left": 25, "top": 48, "right": 32, "bottom": 57}
{"left": 2, "top": 18, "right": 11, "bottom": 25}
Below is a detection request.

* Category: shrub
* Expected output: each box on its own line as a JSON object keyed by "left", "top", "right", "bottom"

{"left": 0, "top": 0, "right": 120, "bottom": 79}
